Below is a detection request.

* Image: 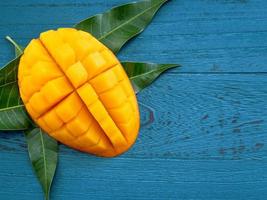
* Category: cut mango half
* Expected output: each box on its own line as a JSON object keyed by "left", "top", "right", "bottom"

{"left": 18, "top": 28, "right": 140, "bottom": 157}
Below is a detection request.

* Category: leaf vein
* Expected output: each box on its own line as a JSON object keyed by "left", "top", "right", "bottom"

{"left": 98, "top": 0, "right": 166, "bottom": 41}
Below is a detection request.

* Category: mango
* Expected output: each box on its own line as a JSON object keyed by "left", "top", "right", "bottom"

{"left": 18, "top": 28, "right": 140, "bottom": 157}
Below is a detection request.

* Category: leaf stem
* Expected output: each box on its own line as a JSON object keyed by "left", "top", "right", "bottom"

{"left": 5, "top": 36, "right": 23, "bottom": 55}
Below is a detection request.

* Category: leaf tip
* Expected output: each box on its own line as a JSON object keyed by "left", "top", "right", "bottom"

{"left": 172, "top": 64, "right": 181, "bottom": 68}
{"left": 5, "top": 35, "right": 12, "bottom": 42}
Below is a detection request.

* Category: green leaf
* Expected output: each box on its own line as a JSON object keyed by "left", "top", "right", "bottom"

{"left": 6, "top": 36, "right": 24, "bottom": 57}
{"left": 6, "top": 38, "right": 59, "bottom": 200}
{"left": 4, "top": 38, "right": 59, "bottom": 200}
{"left": 75, "top": 0, "right": 168, "bottom": 53}
{"left": 25, "top": 127, "right": 58, "bottom": 200}
{"left": 122, "top": 62, "right": 180, "bottom": 93}
{"left": 0, "top": 56, "right": 19, "bottom": 86}
{"left": 0, "top": 57, "right": 32, "bottom": 130}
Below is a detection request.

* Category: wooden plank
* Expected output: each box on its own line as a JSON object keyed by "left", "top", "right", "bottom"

{"left": 0, "top": 0, "right": 267, "bottom": 72}
{"left": 0, "top": 152, "right": 266, "bottom": 200}
{"left": 1, "top": 74, "right": 266, "bottom": 159}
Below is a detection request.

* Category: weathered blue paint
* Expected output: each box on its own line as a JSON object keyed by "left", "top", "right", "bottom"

{"left": 0, "top": 0, "right": 266, "bottom": 199}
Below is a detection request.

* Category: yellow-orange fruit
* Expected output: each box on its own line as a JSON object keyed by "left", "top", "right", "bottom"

{"left": 18, "top": 28, "right": 140, "bottom": 157}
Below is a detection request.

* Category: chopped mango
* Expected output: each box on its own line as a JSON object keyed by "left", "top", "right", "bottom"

{"left": 42, "top": 109, "right": 64, "bottom": 131}
{"left": 109, "top": 101, "right": 133, "bottom": 123}
{"left": 41, "top": 76, "right": 73, "bottom": 105}
{"left": 99, "top": 85, "right": 127, "bottom": 108}
{"left": 20, "top": 75, "right": 40, "bottom": 99}
{"left": 82, "top": 51, "right": 107, "bottom": 79}
{"left": 66, "top": 108, "right": 93, "bottom": 137}
{"left": 53, "top": 43, "right": 76, "bottom": 70}
{"left": 55, "top": 92, "right": 83, "bottom": 122}
{"left": 77, "top": 83, "right": 98, "bottom": 106}
{"left": 66, "top": 61, "right": 88, "bottom": 88}
{"left": 31, "top": 61, "right": 63, "bottom": 87}
{"left": 90, "top": 67, "right": 118, "bottom": 93}
{"left": 28, "top": 92, "right": 51, "bottom": 116}
{"left": 18, "top": 28, "right": 140, "bottom": 157}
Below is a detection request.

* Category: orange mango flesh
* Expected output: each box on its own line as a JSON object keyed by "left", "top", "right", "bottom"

{"left": 18, "top": 28, "right": 140, "bottom": 157}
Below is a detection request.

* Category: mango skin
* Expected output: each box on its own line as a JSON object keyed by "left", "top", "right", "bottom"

{"left": 18, "top": 28, "right": 140, "bottom": 157}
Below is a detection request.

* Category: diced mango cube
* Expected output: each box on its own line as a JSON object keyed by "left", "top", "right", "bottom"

{"left": 112, "top": 64, "right": 125, "bottom": 81}
{"left": 120, "top": 79, "right": 134, "bottom": 97}
{"left": 99, "top": 85, "right": 127, "bottom": 108}
{"left": 18, "top": 56, "right": 31, "bottom": 83}
{"left": 23, "top": 39, "right": 52, "bottom": 66}
{"left": 51, "top": 127, "right": 77, "bottom": 147}
{"left": 75, "top": 121, "right": 101, "bottom": 147}
{"left": 66, "top": 61, "right": 88, "bottom": 88}
{"left": 88, "top": 100, "right": 109, "bottom": 122}
{"left": 71, "top": 38, "right": 95, "bottom": 60}
{"left": 40, "top": 30, "right": 64, "bottom": 52}
{"left": 41, "top": 77, "right": 73, "bottom": 105}
{"left": 53, "top": 43, "right": 76, "bottom": 70}
{"left": 82, "top": 51, "right": 106, "bottom": 78}
{"left": 117, "top": 111, "right": 140, "bottom": 143}
{"left": 42, "top": 110, "right": 63, "bottom": 131}
{"left": 28, "top": 92, "right": 50, "bottom": 115}
{"left": 37, "top": 118, "right": 52, "bottom": 133}
{"left": 57, "top": 28, "right": 79, "bottom": 42}
{"left": 55, "top": 93, "right": 83, "bottom": 122}
{"left": 66, "top": 108, "right": 93, "bottom": 137}
{"left": 100, "top": 117, "right": 127, "bottom": 148}
{"left": 31, "top": 61, "right": 62, "bottom": 87}
{"left": 108, "top": 101, "right": 133, "bottom": 123}
{"left": 90, "top": 68, "right": 118, "bottom": 93}
{"left": 77, "top": 83, "right": 98, "bottom": 106}
{"left": 101, "top": 49, "right": 119, "bottom": 68}
{"left": 91, "top": 136, "right": 115, "bottom": 157}
{"left": 20, "top": 76, "right": 40, "bottom": 98}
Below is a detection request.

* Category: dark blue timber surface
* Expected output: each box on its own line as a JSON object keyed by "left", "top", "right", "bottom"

{"left": 0, "top": 0, "right": 266, "bottom": 199}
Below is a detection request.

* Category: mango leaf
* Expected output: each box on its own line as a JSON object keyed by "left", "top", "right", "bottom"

{"left": 122, "top": 62, "right": 180, "bottom": 93}
{"left": 75, "top": 0, "right": 168, "bottom": 53}
{"left": 6, "top": 37, "right": 59, "bottom": 200}
{"left": 25, "top": 127, "right": 58, "bottom": 200}
{"left": 0, "top": 57, "right": 32, "bottom": 130}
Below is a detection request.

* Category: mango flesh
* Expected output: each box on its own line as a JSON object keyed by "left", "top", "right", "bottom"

{"left": 18, "top": 28, "right": 140, "bottom": 157}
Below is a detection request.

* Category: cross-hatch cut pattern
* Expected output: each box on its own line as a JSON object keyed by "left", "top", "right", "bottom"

{"left": 18, "top": 28, "right": 140, "bottom": 157}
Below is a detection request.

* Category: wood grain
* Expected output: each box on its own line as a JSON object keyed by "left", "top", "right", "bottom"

{"left": 1, "top": 152, "right": 267, "bottom": 200}
{"left": 0, "top": 0, "right": 266, "bottom": 199}
{"left": 1, "top": 0, "right": 267, "bottom": 72}
{"left": 1, "top": 74, "right": 266, "bottom": 159}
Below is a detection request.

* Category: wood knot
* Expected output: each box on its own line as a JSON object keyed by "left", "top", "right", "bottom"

{"left": 138, "top": 103, "right": 155, "bottom": 127}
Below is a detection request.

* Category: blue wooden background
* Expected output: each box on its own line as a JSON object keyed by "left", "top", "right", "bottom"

{"left": 0, "top": 0, "right": 267, "bottom": 199}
